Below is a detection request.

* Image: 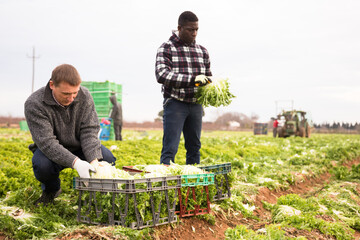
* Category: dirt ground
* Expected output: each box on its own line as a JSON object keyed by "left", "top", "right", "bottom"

{"left": 153, "top": 170, "right": 359, "bottom": 240}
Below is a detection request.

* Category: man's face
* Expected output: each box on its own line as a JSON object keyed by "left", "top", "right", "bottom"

{"left": 49, "top": 81, "right": 80, "bottom": 106}
{"left": 178, "top": 21, "right": 198, "bottom": 45}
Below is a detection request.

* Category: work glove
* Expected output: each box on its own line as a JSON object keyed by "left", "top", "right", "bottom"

{"left": 195, "top": 75, "right": 212, "bottom": 86}
{"left": 90, "top": 159, "right": 107, "bottom": 169}
{"left": 73, "top": 158, "right": 96, "bottom": 179}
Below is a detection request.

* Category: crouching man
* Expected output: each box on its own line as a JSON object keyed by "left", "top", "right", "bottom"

{"left": 25, "top": 64, "right": 116, "bottom": 206}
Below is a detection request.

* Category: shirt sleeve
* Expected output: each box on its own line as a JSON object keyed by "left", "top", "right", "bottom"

{"left": 155, "top": 43, "right": 195, "bottom": 88}
{"left": 24, "top": 99, "right": 78, "bottom": 168}
{"left": 203, "top": 47, "right": 212, "bottom": 77}
{"left": 79, "top": 94, "right": 102, "bottom": 162}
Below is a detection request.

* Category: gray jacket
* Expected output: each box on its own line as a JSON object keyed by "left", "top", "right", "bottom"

{"left": 110, "top": 95, "right": 123, "bottom": 123}
{"left": 24, "top": 82, "right": 102, "bottom": 168}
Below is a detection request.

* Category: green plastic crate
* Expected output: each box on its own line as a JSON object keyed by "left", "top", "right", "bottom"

{"left": 91, "top": 91, "right": 113, "bottom": 98}
{"left": 19, "top": 120, "right": 29, "bottom": 131}
{"left": 181, "top": 173, "right": 214, "bottom": 187}
{"left": 81, "top": 82, "right": 94, "bottom": 91}
{"left": 93, "top": 98, "right": 112, "bottom": 106}
{"left": 93, "top": 81, "right": 114, "bottom": 90}
{"left": 177, "top": 172, "right": 214, "bottom": 217}
{"left": 92, "top": 81, "right": 122, "bottom": 93}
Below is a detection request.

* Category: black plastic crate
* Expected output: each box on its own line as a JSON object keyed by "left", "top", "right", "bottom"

{"left": 73, "top": 176, "right": 181, "bottom": 229}
{"left": 199, "top": 163, "right": 232, "bottom": 201}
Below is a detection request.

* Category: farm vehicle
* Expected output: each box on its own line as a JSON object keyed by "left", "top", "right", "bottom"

{"left": 277, "top": 110, "right": 312, "bottom": 138}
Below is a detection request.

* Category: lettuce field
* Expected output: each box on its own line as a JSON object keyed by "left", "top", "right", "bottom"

{"left": 1, "top": 128, "right": 360, "bottom": 239}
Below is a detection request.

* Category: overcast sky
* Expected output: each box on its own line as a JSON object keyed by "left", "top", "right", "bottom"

{"left": 1, "top": 0, "right": 359, "bottom": 124}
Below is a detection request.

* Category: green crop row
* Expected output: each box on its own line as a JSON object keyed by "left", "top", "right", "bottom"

{"left": 1, "top": 129, "right": 360, "bottom": 239}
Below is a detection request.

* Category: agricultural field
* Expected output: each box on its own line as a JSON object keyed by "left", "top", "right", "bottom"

{"left": 1, "top": 128, "right": 360, "bottom": 239}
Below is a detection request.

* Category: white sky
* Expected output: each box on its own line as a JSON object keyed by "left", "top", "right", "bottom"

{"left": 1, "top": 0, "right": 359, "bottom": 124}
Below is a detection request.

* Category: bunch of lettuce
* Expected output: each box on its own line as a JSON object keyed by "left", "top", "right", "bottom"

{"left": 133, "top": 163, "right": 206, "bottom": 176}
{"left": 195, "top": 77, "right": 235, "bottom": 107}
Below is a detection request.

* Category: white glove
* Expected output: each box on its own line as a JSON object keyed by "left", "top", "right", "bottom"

{"left": 90, "top": 159, "right": 100, "bottom": 169}
{"left": 90, "top": 159, "right": 107, "bottom": 169}
{"left": 195, "top": 75, "right": 208, "bottom": 86}
{"left": 73, "top": 158, "right": 96, "bottom": 178}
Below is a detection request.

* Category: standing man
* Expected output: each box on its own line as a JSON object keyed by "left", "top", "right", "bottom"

{"left": 25, "top": 64, "right": 116, "bottom": 206}
{"left": 272, "top": 117, "right": 279, "bottom": 137}
{"left": 110, "top": 95, "right": 123, "bottom": 141}
{"left": 155, "top": 11, "right": 212, "bottom": 165}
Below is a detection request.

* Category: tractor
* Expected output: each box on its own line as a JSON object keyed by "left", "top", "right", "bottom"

{"left": 277, "top": 110, "right": 312, "bottom": 138}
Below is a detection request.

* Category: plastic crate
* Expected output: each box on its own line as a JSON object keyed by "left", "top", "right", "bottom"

{"left": 93, "top": 97, "right": 112, "bottom": 106}
{"left": 73, "top": 176, "right": 181, "bottom": 229}
{"left": 95, "top": 105, "right": 111, "bottom": 115}
{"left": 91, "top": 91, "right": 113, "bottom": 99}
{"left": 93, "top": 81, "right": 117, "bottom": 92}
{"left": 122, "top": 166, "right": 215, "bottom": 217}
{"left": 181, "top": 173, "right": 214, "bottom": 187}
{"left": 176, "top": 185, "right": 211, "bottom": 217}
{"left": 81, "top": 81, "right": 94, "bottom": 91}
{"left": 177, "top": 173, "right": 214, "bottom": 217}
{"left": 19, "top": 120, "right": 29, "bottom": 131}
{"left": 199, "top": 163, "right": 232, "bottom": 201}
{"left": 122, "top": 166, "right": 215, "bottom": 187}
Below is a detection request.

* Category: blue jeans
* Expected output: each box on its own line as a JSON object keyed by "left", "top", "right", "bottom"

{"left": 32, "top": 145, "right": 116, "bottom": 192}
{"left": 160, "top": 98, "right": 203, "bottom": 165}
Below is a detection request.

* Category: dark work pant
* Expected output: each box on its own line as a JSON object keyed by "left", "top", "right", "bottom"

{"left": 273, "top": 127, "right": 277, "bottom": 137}
{"left": 160, "top": 98, "right": 202, "bottom": 165}
{"left": 32, "top": 145, "right": 116, "bottom": 192}
{"left": 113, "top": 121, "right": 122, "bottom": 141}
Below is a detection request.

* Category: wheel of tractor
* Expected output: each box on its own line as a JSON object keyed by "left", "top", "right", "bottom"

{"left": 306, "top": 126, "right": 311, "bottom": 138}
{"left": 278, "top": 128, "right": 284, "bottom": 138}
{"left": 299, "top": 127, "right": 306, "bottom": 137}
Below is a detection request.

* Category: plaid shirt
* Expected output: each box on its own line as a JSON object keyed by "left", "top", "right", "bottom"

{"left": 155, "top": 31, "right": 212, "bottom": 103}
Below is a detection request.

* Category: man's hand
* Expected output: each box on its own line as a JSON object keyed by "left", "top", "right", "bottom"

{"left": 90, "top": 159, "right": 107, "bottom": 169}
{"left": 195, "top": 75, "right": 212, "bottom": 86}
{"left": 90, "top": 159, "right": 99, "bottom": 169}
{"left": 73, "top": 158, "right": 96, "bottom": 178}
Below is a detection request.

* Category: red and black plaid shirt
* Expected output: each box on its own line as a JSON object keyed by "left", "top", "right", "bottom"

{"left": 155, "top": 31, "right": 212, "bottom": 103}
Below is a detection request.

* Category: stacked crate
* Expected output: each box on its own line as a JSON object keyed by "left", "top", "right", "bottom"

{"left": 122, "top": 166, "right": 216, "bottom": 217}
{"left": 81, "top": 81, "right": 122, "bottom": 141}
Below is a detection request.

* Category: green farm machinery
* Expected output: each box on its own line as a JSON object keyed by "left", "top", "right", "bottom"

{"left": 277, "top": 110, "right": 312, "bottom": 138}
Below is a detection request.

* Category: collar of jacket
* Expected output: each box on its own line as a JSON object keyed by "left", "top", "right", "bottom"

{"left": 42, "top": 81, "right": 85, "bottom": 107}
{"left": 170, "top": 30, "right": 196, "bottom": 47}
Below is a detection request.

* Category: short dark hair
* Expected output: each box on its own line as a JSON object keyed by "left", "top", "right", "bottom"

{"left": 50, "top": 64, "right": 82, "bottom": 86}
{"left": 178, "top": 11, "right": 198, "bottom": 26}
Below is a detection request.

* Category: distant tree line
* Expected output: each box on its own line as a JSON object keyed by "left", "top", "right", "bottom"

{"left": 313, "top": 122, "right": 360, "bottom": 130}
{"left": 214, "top": 112, "right": 259, "bottom": 128}
{"left": 155, "top": 111, "right": 360, "bottom": 133}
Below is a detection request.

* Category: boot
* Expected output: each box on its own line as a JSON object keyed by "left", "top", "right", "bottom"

{"left": 34, "top": 188, "right": 62, "bottom": 206}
